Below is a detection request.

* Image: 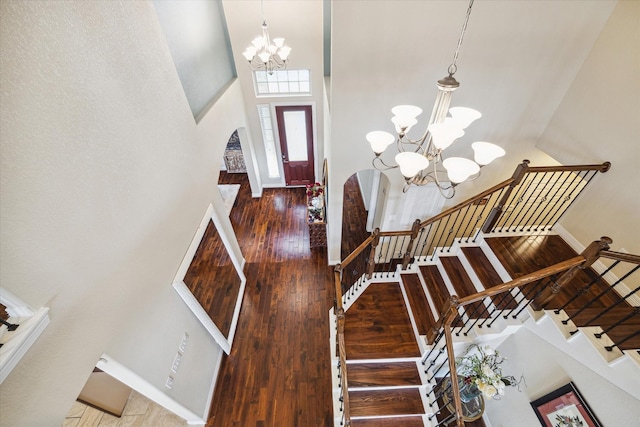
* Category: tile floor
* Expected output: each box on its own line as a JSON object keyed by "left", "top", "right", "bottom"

{"left": 63, "top": 390, "right": 187, "bottom": 426}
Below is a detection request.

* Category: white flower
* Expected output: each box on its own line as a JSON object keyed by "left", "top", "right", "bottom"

{"left": 483, "top": 345, "right": 495, "bottom": 356}
{"left": 483, "top": 384, "right": 498, "bottom": 398}
{"left": 482, "top": 364, "right": 495, "bottom": 378}
{"left": 496, "top": 380, "right": 506, "bottom": 395}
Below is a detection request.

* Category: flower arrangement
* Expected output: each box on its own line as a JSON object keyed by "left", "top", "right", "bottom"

{"left": 306, "top": 182, "right": 324, "bottom": 198}
{"left": 306, "top": 183, "right": 325, "bottom": 222}
{"left": 455, "top": 344, "right": 519, "bottom": 400}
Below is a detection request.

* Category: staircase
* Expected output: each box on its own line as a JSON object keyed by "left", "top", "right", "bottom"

{"left": 330, "top": 160, "right": 639, "bottom": 426}
{"left": 330, "top": 232, "right": 639, "bottom": 426}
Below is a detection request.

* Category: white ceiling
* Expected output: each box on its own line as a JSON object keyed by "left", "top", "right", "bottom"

{"left": 222, "top": 0, "right": 617, "bottom": 191}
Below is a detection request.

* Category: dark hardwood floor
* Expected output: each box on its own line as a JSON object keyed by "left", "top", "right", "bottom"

{"left": 207, "top": 173, "right": 334, "bottom": 427}
{"left": 344, "top": 282, "right": 420, "bottom": 359}
{"left": 341, "top": 174, "right": 370, "bottom": 260}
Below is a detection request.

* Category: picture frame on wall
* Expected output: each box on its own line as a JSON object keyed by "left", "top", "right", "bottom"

{"left": 530, "top": 382, "right": 602, "bottom": 427}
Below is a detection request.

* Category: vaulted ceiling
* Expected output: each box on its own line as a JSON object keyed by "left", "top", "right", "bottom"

{"left": 223, "top": 1, "right": 615, "bottom": 187}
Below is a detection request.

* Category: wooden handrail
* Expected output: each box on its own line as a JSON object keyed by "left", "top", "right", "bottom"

{"left": 456, "top": 256, "right": 585, "bottom": 307}
{"left": 339, "top": 234, "right": 377, "bottom": 270}
{"left": 533, "top": 237, "right": 611, "bottom": 310}
{"left": 527, "top": 161, "right": 611, "bottom": 173}
{"left": 420, "top": 178, "right": 515, "bottom": 229}
{"left": 334, "top": 268, "right": 351, "bottom": 425}
{"left": 599, "top": 250, "right": 640, "bottom": 264}
{"left": 443, "top": 298, "right": 465, "bottom": 427}
{"left": 378, "top": 230, "right": 415, "bottom": 237}
{"left": 334, "top": 268, "right": 343, "bottom": 310}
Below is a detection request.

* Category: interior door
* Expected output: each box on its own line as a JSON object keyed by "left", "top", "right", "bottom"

{"left": 275, "top": 105, "right": 315, "bottom": 186}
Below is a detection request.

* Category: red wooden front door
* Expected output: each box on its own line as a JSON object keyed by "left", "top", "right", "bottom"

{"left": 275, "top": 105, "right": 315, "bottom": 186}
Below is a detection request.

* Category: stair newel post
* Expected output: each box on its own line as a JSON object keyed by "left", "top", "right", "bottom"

{"left": 443, "top": 296, "right": 465, "bottom": 427}
{"left": 532, "top": 236, "right": 613, "bottom": 310}
{"left": 366, "top": 228, "right": 380, "bottom": 280}
{"left": 481, "top": 159, "right": 530, "bottom": 233}
{"left": 402, "top": 219, "right": 422, "bottom": 270}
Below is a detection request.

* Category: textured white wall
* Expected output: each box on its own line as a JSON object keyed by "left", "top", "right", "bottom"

{"left": 486, "top": 329, "right": 640, "bottom": 427}
{"left": 539, "top": 1, "right": 640, "bottom": 254}
{"left": 0, "top": 1, "right": 246, "bottom": 424}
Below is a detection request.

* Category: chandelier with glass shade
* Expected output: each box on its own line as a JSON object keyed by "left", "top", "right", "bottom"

{"left": 366, "top": 0, "right": 505, "bottom": 198}
{"left": 242, "top": 1, "right": 291, "bottom": 75}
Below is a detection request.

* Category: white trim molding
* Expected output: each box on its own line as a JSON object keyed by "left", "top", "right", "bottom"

{"left": 96, "top": 354, "right": 205, "bottom": 425}
{"left": 0, "top": 307, "right": 50, "bottom": 384}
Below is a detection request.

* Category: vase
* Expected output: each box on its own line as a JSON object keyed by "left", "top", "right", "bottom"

{"left": 458, "top": 378, "right": 482, "bottom": 403}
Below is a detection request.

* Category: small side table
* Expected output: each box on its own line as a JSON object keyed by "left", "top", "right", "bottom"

{"left": 441, "top": 377, "right": 485, "bottom": 422}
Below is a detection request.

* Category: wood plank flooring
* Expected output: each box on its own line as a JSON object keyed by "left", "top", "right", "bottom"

{"left": 462, "top": 246, "right": 518, "bottom": 310}
{"left": 349, "top": 388, "right": 424, "bottom": 417}
{"left": 344, "top": 283, "right": 420, "bottom": 359}
{"left": 351, "top": 416, "right": 426, "bottom": 427}
{"left": 341, "top": 174, "right": 370, "bottom": 260}
{"left": 440, "top": 257, "right": 490, "bottom": 319}
{"left": 401, "top": 273, "right": 438, "bottom": 343}
{"left": 207, "top": 173, "right": 334, "bottom": 427}
{"left": 347, "top": 362, "right": 421, "bottom": 388}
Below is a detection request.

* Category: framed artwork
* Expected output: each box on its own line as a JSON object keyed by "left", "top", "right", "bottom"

{"left": 530, "top": 382, "right": 602, "bottom": 427}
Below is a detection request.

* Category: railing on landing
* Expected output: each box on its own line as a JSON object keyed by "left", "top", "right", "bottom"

{"left": 368, "top": 160, "right": 610, "bottom": 278}
{"left": 332, "top": 159, "right": 612, "bottom": 426}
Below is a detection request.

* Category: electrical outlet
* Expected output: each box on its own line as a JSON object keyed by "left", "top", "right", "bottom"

{"left": 165, "top": 376, "right": 174, "bottom": 389}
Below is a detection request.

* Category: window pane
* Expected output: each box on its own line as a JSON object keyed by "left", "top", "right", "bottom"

{"left": 253, "top": 69, "right": 311, "bottom": 96}
{"left": 283, "top": 111, "right": 308, "bottom": 162}
{"left": 257, "top": 105, "right": 281, "bottom": 178}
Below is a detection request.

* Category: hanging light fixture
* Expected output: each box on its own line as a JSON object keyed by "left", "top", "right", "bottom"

{"left": 366, "top": 0, "right": 505, "bottom": 198}
{"left": 242, "top": 0, "right": 291, "bottom": 75}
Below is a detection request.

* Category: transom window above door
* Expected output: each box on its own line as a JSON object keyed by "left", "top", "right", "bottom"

{"left": 253, "top": 70, "right": 311, "bottom": 97}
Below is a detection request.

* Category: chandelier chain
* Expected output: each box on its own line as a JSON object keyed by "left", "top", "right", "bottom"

{"left": 448, "top": 0, "right": 475, "bottom": 77}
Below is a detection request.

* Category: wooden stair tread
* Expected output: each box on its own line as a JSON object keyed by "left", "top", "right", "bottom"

{"left": 401, "top": 273, "right": 438, "bottom": 343}
{"left": 602, "top": 327, "right": 640, "bottom": 351}
{"left": 461, "top": 246, "right": 519, "bottom": 310}
{"left": 347, "top": 362, "right": 421, "bottom": 388}
{"left": 419, "top": 265, "right": 449, "bottom": 316}
{"left": 345, "top": 283, "right": 421, "bottom": 359}
{"left": 440, "top": 256, "right": 490, "bottom": 319}
{"left": 564, "top": 306, "right": 640, "bottom": 327}
{"left": 350, "top": 416, "right": 425, "bottom": 427}
{"left": 486, "top": 235, "right": 624, "bottom": 309}
{"left": 349, "top": 388, "right": 424, "bottom": 417}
